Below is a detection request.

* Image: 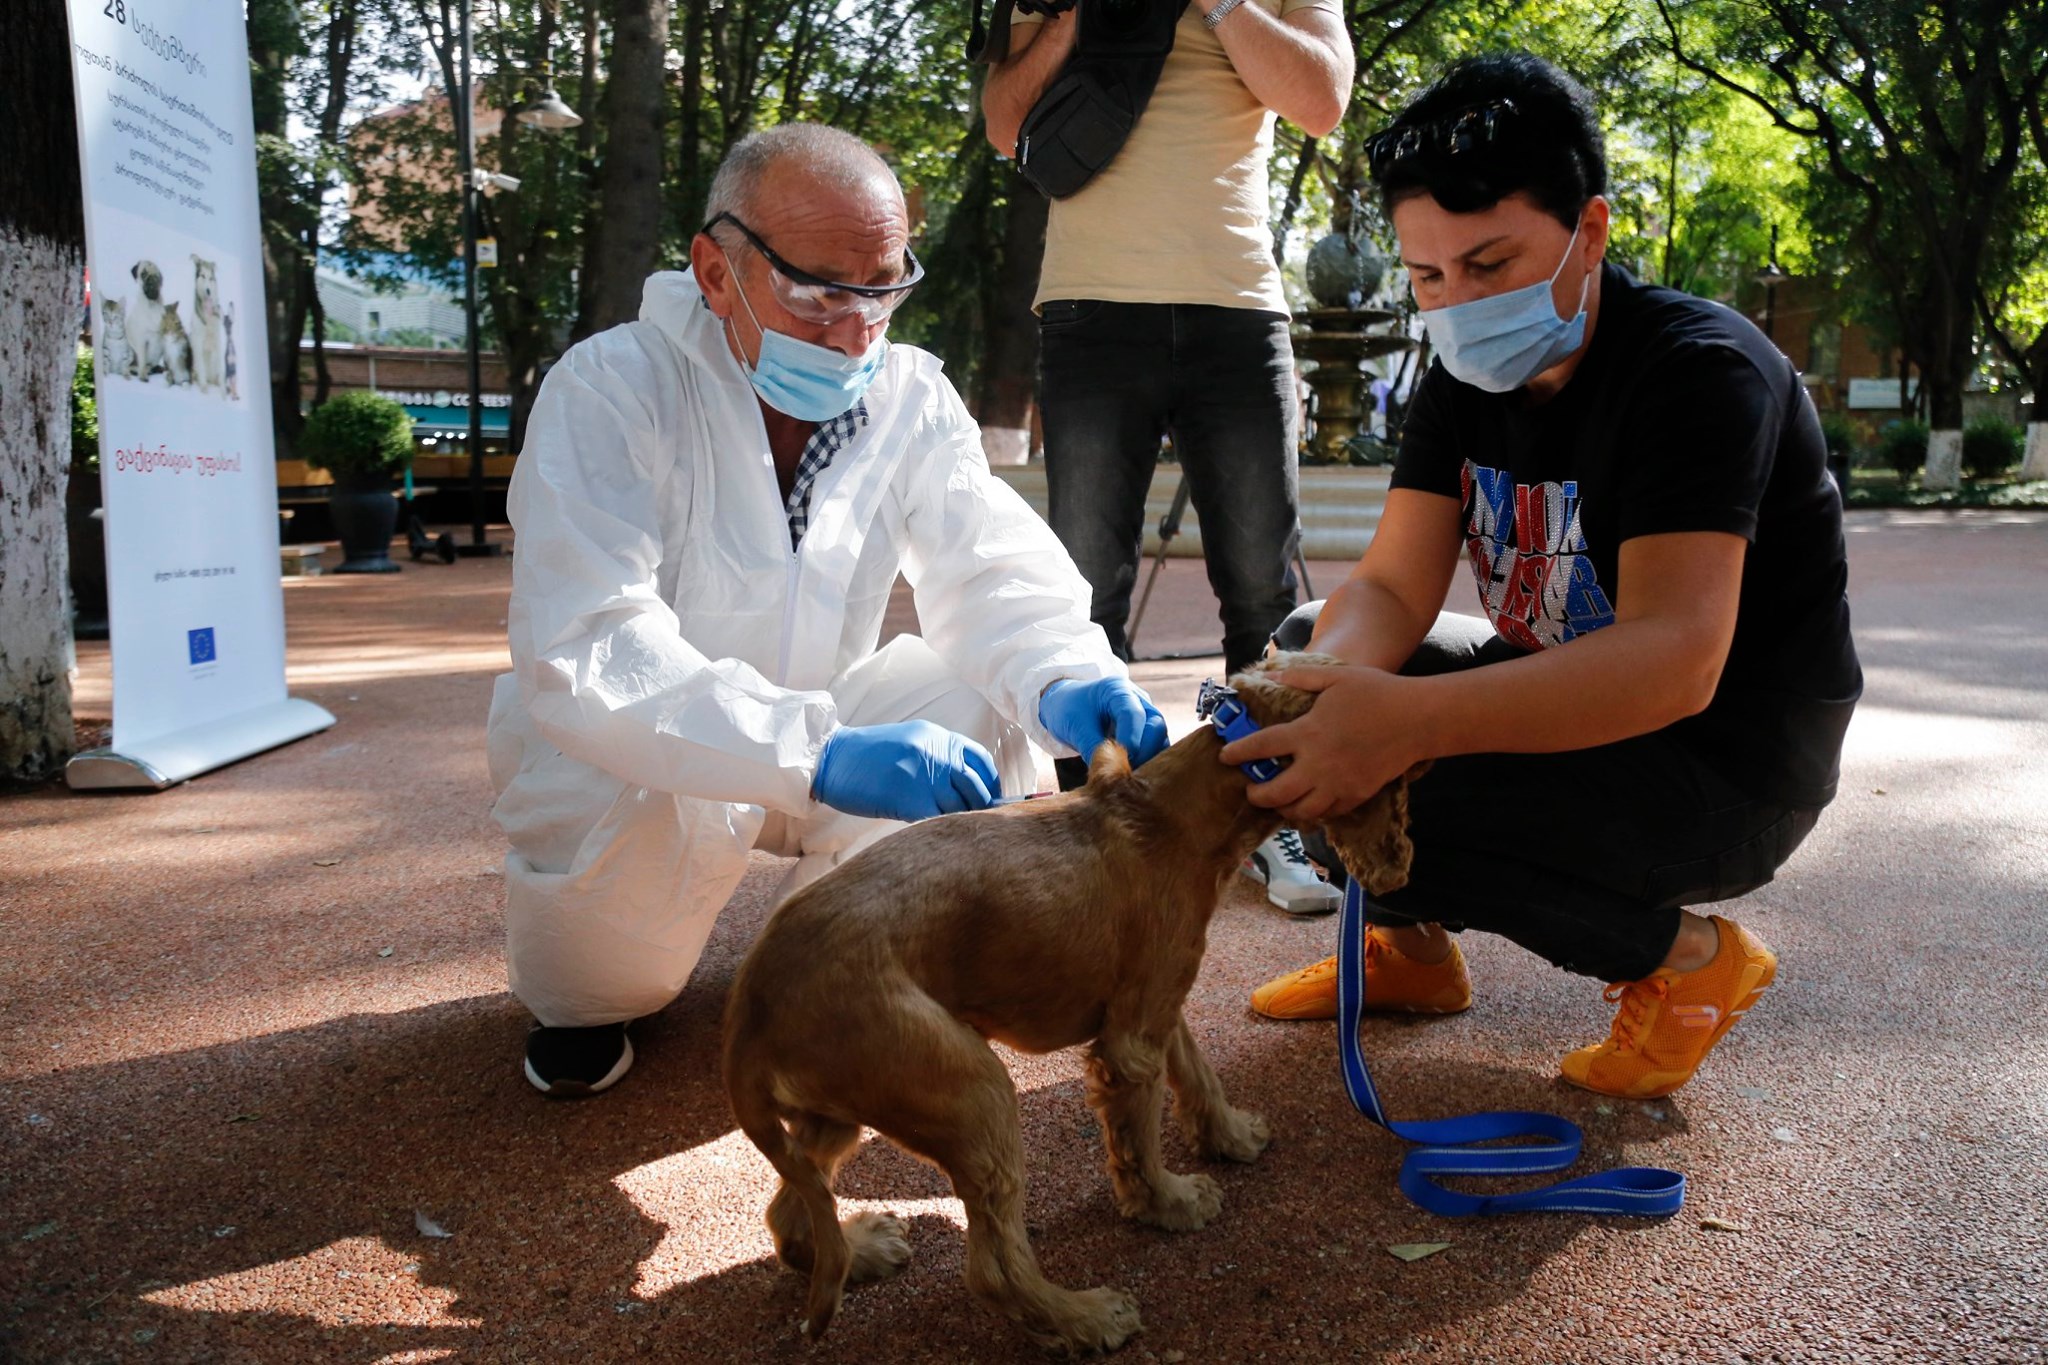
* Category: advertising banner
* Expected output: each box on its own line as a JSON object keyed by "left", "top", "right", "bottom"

{"left": 64, "top": 0, "right": 332, "bottom": 789}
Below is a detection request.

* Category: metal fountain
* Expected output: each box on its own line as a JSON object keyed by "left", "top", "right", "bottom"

{"left": 1294, "top": 192, "right": 1417, "bottom": 465}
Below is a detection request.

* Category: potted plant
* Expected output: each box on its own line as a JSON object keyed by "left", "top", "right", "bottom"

{"left": 301, "top": 391, "right": 415, "bottom": 574}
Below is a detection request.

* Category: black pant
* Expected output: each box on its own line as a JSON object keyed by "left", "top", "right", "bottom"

{"left": 1274, "top": 605, "right": 1823, "bottom": 982}
{"left": 1038, "top": 300, "right": 1301, "bottom": 679}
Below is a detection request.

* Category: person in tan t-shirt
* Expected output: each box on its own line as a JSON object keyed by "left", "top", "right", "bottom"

{"left": 985, "top": 0, "right": 1354, "bottom": 912}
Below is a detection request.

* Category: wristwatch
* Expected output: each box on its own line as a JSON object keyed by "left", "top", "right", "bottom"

{"left": 1205, "top": 0, "right": 1250, "bottom": 26}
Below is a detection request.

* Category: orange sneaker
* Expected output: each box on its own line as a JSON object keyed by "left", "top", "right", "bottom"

{"left": 1249, "top": 928, "right": 1473, "bottom": 1021}
{"left": 1560, "top": 915, "right": 1777, "bottom": 1100}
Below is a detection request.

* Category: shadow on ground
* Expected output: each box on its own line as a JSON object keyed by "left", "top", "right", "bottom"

{"left": 4, "top": 953, "right": 1646, "bottom": 1363}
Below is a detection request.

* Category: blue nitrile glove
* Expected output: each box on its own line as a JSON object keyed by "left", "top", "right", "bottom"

{"left": 1038, "top": 677, "right": 1170, "bottom": 767}
{"left": 811, "top": 720, "right": 1002, "bottom": 822}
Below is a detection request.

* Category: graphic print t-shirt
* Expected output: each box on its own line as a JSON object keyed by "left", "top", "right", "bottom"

{"left": 1392, "top": 264, "right": 1862, "bottom": 807}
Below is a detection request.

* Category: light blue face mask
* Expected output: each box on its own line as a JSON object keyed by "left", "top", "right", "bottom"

{"left": 723, "top": 253, "right": 886, "bottom": 421}
{"left": 1418, "top": 219, "right": 1592, "bottom": 394}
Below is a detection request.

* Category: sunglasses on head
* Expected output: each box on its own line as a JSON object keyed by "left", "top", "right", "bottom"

{"left": 702, "top": 211, "right": 924, "bottom": 327}
{"left": 1364, "top": 98, "right": 1521, "bottom": 180}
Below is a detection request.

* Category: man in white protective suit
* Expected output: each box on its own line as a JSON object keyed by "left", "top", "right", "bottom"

{"left": 486, "top": 123, "right": 1169, "bottom": 1097}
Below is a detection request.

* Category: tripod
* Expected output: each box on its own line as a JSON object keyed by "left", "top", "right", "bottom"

{"left": 1125, "top": 475, "right": 1314, "bottom": 661}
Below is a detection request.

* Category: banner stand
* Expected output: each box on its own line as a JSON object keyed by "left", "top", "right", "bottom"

{"left": 66, "top": 698, "right": 334, "bottom": 790}
{"left": 63, "top": 0, "right": 337, "bottom": 793}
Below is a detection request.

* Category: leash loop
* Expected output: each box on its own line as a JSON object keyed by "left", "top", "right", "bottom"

{"left": 1339, "top": 880, "right": 1685, "bottom": 1218}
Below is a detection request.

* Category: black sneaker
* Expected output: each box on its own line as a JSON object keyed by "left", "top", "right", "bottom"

{"left": 524, "top": 1021, "right": 633, "bottom": 1098}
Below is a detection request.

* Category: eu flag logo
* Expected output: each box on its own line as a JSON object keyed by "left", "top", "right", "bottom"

{"left": 188, "top": 627, "right": 216, "bottom": 665}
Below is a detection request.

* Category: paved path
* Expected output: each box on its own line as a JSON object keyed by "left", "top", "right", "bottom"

{"left": 3, "top": 510, "right": 2043, "bottom": 1363}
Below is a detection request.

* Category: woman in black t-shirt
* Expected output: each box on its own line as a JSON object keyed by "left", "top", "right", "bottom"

{"left": 1226, "top": 53, "right": 1860, "bottom": 1101}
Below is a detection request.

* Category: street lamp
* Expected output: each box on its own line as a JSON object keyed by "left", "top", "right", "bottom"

{"left": 517, "top": 88, "right": 583, "bottom": 131}
{"left": 453, "top": 5, "right": 579, "bottom": 557}
{"left": 1753, "top": 224, "right": 1787, "bottom": 345}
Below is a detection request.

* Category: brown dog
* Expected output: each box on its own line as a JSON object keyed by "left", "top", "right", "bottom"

{"left": 721, "top": 654, "right": 1426, "bottom": 1353}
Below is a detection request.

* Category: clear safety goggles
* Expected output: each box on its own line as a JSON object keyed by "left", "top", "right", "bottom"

{"left": 703, "top": 211, "right": 924, "bottom": 327}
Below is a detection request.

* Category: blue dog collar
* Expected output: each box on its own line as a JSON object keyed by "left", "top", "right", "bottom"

{"left": 1196, "top": 679, "right": 1283, "bottom": 784}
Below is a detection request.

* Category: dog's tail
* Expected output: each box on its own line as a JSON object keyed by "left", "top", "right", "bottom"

{"left": 724, "top": 1042, "right": 851, "bottom": 1339}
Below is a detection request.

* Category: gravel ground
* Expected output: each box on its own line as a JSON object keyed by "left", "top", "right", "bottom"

{"left": 3, "top": 512, "right": 2044, "bottom": 1364}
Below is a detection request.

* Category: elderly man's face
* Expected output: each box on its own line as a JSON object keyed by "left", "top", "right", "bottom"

{"left": 692, "top": 164, "right": 911, "bottom": 365}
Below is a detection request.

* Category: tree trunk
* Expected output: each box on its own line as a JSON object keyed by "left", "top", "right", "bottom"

{"left": 301, "top": 0, "right": 360, "bottom": 408}
{"left": 1271, "top": 135, "right": 1317, "bottom": 265}
{"left": 1920, "top": 281, "right": 1973, "bottom": 490}
{"left": 574, "top": 0, "right": 672, "bottom": 341}
{"left": 1662, "top": 114, "right": 1680, "bottom": 285}
{"left": 574, "top": 0, "right": 601, "bottom": 325}
{"left": 676, "top": 0, "right": 708, "bottom": 234}
{"left": 477, "top": 2, "right": 558, "bottom": 454}
{"left": 249, "top": 0, "right": 305, "bottom": 456}
{"left": 305, "top": 243, "right": 333, "bottom": 406}
{"left": 975, "top": 165, "right": 1046, "bottom": 463}
{"left": 2024, "top": 332, "right": 2048, "bottom": 482}
{"left": 0, "top": 0, "right": 85, "bottom": 781}
{"left": 503, "top": 300, "right": 548, "bottom": 456}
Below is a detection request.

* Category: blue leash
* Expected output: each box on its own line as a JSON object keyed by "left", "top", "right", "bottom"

{"left": 1336, "top": 880, "right": 1685, "bottom": 1217}
{"left": 1202, "top": 680, "right": 1685, "bottom": 1219}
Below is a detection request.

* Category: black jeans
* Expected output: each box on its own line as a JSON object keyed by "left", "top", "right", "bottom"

{"left": 1038, "top": 300, "right": 1301, "bottom": 678}
{"left": 1274, "top": 605, "right": 1824, "bottom": 982}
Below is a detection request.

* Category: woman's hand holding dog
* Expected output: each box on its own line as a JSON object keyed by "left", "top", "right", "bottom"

{"left": 1221, "top": 663, "right": 1425, "bottom": 822}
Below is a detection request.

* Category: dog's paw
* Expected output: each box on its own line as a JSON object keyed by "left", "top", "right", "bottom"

{"left": 1133, "top": 1171, "right": 1223, "bottom": 1232}
{"left": 844, "top": 1210, "right": 912, "bottom": 1283}
{"left": 1035, "top": 1286, "right": 1142, "bottom": 1356}
{"left": 1201, "top": 1107, "right": 1271, "bottom": 1164}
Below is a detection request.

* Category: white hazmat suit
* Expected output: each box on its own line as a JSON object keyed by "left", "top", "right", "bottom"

{"left": 486, "top": 270, "right": 1124, "bottom": 1027}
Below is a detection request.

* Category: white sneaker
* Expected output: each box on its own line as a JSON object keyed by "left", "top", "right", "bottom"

{"left": 1241, "top": 828, "right": 1342, "bottom": 916}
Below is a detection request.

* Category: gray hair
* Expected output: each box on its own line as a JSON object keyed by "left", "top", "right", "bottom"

{"left": 704, "top": 124, "right": 901, "bottom": 243}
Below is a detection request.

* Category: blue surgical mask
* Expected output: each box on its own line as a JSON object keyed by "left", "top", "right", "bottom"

{"left": 1419, "top": 220, "right": 1592, "bottom": 393}
{"left": 723, "top": 253, "right": 886, "bottom": 421}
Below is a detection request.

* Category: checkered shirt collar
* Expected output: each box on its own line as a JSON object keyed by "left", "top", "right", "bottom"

{"left": 786, "top": 400, "right": 868, "bottom": 550}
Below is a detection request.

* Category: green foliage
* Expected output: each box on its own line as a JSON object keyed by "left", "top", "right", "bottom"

{"left": 1817, "top": 410, "right": 1856, "bottom": 461}
{"left": 1663, "top": 0, "right": 2048, "bottom": 427}
{"left": 1296, "top": 2, "right": 1819, "bottom": 305}
{"left": 256, "top": 0, "right": 2048, "bottom": 439}
{"left": 1961, "top": 416, "right": 2025, "bottom": 481}
{"left": 1875, "top": 419, "right": 1930, "bottom": 480}
{"left": 300, "top": 391, "right": 415, "bottom": 483}
{"left": 675, "top": 1, "right": 986, "bottom": 355}
{"left": 71, "top": 345, "right": 98, "bottom": 472}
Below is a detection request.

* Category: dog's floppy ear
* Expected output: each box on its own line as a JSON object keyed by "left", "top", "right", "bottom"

{"left": 130, "top": 261, "right": 141, "bottom": 279}
{"left": 1316, "top": 760, "right": 1431, "bottom": 897}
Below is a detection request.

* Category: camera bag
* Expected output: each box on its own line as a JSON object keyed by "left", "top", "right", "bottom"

{"left": 972, "top": 0, "right": 1188, "bottom": 200}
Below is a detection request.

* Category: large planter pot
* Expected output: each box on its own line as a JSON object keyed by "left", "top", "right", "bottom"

{"left": 66, "top": 463, "right": 109, "bottom": 639}
{"left": 329, "top": 479, "right": 402, "bottom": 574}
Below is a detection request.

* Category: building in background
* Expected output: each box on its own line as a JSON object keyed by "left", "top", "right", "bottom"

{"left": 312, "top": 261, "right": 466, "bottom": 349}
{"left": 1734, "top": 273, "right": 2028, "bottom": 438}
